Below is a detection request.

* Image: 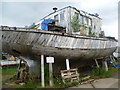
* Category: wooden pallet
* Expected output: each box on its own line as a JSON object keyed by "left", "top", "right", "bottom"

{"left": 60, "top": 68, "right": 80, "bottom": 84}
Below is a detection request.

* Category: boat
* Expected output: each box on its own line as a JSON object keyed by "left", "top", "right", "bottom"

{"left": 1, "top": 26, "right": 117, "bottom": 61}
{"left": 0, "top": 6, "right": 118, "bottom": 70}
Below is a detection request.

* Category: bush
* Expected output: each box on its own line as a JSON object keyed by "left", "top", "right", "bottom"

{"left": 91, "top": 68, "right": 105, "bottom": 76}
{"left": 91, "top": 67, "right": 118, "bottom": 79}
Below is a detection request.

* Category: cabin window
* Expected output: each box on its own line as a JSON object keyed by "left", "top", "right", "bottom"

{"left": 86, "top": 17, "right": 89, "bottom": 25}
{"left": 60, "top": 12, "right": 64, "bottom": 21}
{"left": 54, "top": 14, "right": 58, "bottom": 21}
{"left": 84, "top": 17, "right": 87, "bottom": 25}
{"left": 88, "top": 18, "right": 92, "bottom": 26}
{"left": 94, "top": 25, "right": 96, "bottom": 30}
{"left": 80, "top": 14, "right": 84, "bottom": 24}
{"left": 75, "top": 12, "right": 79, "bottom": 19}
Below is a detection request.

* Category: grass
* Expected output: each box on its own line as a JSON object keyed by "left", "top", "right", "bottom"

{"left": 2, "top": 65, "right": 27, "bottom": 88}
{"left": 2, "top": 66, "right": 18, "bottom": 88}
{"left": 2, "top": 66, "right": 18, "bottom": 75}
{"left": 17, "top": 81, "right": 41, "bottom": 88}
{"left": 1, "top": 62, "right": 119, "bottom": 88}
{"left": 90, "top": 67, "right": 119, "bottom": 79}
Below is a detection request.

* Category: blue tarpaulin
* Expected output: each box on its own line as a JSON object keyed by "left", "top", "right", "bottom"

{"left": 41, "top": 19, "right": 53, "bottom": 31}
{"left": 107, "top": 61, "right": 120, "bottom": 68}
{"left": 114, "top": 64, "right": 120, "bottom": 68}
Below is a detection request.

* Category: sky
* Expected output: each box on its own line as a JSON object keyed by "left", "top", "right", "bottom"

{"left": 0, "top": 0, "right": 119, "bottom": 39}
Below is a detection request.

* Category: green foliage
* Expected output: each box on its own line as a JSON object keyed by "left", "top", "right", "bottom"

{"left": 99, "top": 33, "right": 104, "bottom": 38}
{"left": 91, "top": 68, "right": 105, "bottom": 76}
{"left": 64, "top": 82, "right": 79, "bottom": 88}
{"left": 17, "top": 81, "right": 41, "bottom": 88}
{"left": 44, "top": 64, "right": 49, "bottom": 86}
{"left": 91, "top": 67, "right": 118, "bottom": 79}
{"left": 71, "top": 15, "right": 81, "bottom": 32}
{"left": 53, "top": 75, "right": 65, "bottom": 88}
{"left": 2, "top": 66, "right": 18, "bottom": 75}
{"left": 53, "top": 75, "right": 79, "bottom": 88}
{"left": 2, "top": 55, "right": 6, "bottom": 60}
{"left": 71, "top": 82, "right": 79, "bottom": 87}
{"left": 88, "top": 27, "right": 92, "bottom": 36}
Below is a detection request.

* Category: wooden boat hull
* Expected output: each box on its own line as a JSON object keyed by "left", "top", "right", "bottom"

{"left": 2, "top": 42, "right": 116, "bottom": 59}
{"left": 1, "top": 26, "right": 117, "bottom": 62}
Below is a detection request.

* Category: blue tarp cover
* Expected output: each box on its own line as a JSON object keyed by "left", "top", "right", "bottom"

{"left": 41, "top": 19, "right": 53, "bottom": 31}
{"left": 113, "top": 64, "right": 120, "bottom": 68}
{"left": 107, "top": 61, "right": 120, "bottom": 68}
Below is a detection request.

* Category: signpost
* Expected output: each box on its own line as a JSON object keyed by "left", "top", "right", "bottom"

{"left": 46, "top": 57, "right": 54, "bottom": 87}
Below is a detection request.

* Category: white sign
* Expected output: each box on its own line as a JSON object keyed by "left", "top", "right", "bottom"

{"left": 46, "top": 57, "right": 54, "bottom": 63}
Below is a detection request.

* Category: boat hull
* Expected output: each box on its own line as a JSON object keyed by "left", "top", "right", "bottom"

{"left": 1, "top": 26, "right": 117, "bottom": 62}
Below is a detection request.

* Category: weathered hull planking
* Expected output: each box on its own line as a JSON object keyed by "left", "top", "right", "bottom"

{"left": 1, "top": 26, "right": 117, "bottom": 62}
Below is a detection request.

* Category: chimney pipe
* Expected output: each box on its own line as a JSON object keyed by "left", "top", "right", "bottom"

{"left": 53, "top": 7, "right": 57, "bottom": 12}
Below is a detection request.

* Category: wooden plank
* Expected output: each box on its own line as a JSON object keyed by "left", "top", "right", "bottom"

{"left": 51, "top": 35, "right": 58, "bottom": 47}
{"left": 6, "top": 31, "right": 12, "bottom": 42}
{"left": 17, "top": 32, "right": 28, "bottom": 45}
{"left": 41, "top": 34, "right": 51, "bottom": 46}
{"left": 66, "top": 37, "right": 73, "bottom": 48}
{"left": 92, "top": 40, "right": 98, "bottom": 49}
{"left": 35, "top": 33, "right": 44, "bottom": 45}
{"left": 54, "top": 35, "right": 61, "bottom": 47}
{"left": 45, "top": 35, "right": 54, "bottom": 46}
{"left": 2, "top": 31, "right": 5, "bottom": 39}
{"left": 52, "top": 35, "right": 60, "bottom": 47}
{"left": 83, "top": 39, "right": 89, "bottom": 49}
{"left": 2, "top": 32, "right": 6, "bottom": 40}
{"left": 61, "top": 68, "right": 78, "bottom": 73}
{"left": 69, "top": 38, "right": 74, "bottom": 48}
{"left": 4, "top": 31, "right": 11, "bottom": 41}
{"left": 87, "top": 39, "right": 93, "bottom": 49}
{"left": 10, "top": 32, "right": 19, "bottom": 43}
{"left": 57, "top": 36, "right": 66, "bottom": 48}
{"left": 26, "top": 33, "right": 36, "bottom": 45}
{"left": 72, "top": 39, "right": 78, "bottom": 48}
{"left": 109, "top": 41, "right": 111, "bottom": 48}
{"left": 105, "top": 41, "right": 109, "bottom": 48}
{"left": 62, "top": 74, "right": 79, "bottom": 79}
{"left": 62, "top": 37, "right": 69, "bottom": 48}
{"left": 22, "top": 32, "right": 30, "bottom": 45}
{"left": 14, "top": 32, "right": 22, "bottom": 43}
{"left": 8, "top": 32, "right": 14, "bottom": 43}
{"left": 79, "top": 39, "right": 85, "bottom": 49}
{"left": 39, "top": 34, "right": 49, "bottom": 45}
{"left": 49, "top": 35, "right": 57, "bottom": 47}
{"left": 75, "top": 39, "right": 80, "bottom": 49}
{"left": 31, "top": 34, "right": 41, "bottom": 45}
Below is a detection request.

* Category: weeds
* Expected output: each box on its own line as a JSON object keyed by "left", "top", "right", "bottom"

{"left": 53, "top": 75, "right": 79, "bottom": 88}
{"left": 91, "top": 68, "right": 105, "bottom": 76}
{"left": 91, "top": 67, "right": 118, "bottom": 79}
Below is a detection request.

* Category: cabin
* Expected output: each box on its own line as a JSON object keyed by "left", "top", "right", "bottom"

{"left": 34, "top": 6, "right": 103, "bottom": 37}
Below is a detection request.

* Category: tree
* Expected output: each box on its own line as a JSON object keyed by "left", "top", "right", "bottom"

{"left": 88, "top": 26, "right": 92, "bottom": 36}
{"left": 80, "top": 26, "right": 87, "bottom": 35}
{"left": 71, "top": 15, "right": 81, "bottom": 32}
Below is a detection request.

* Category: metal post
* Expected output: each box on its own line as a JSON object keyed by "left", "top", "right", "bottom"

{"left": 66, "top": 59, "right": 70, "bottom": 70}
{"left": 95, "top": 59, "right": 99, "bottom": 68}
{"left": 41, "top": 55, "right": 45, "bottom": 87}
{"left": 49, "top": 63, "right": 53, "bottom": 87}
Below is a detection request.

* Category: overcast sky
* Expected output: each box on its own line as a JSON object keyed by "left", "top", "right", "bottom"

{"left": 0, "top": 0, "right": 119, "bottom": 39}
